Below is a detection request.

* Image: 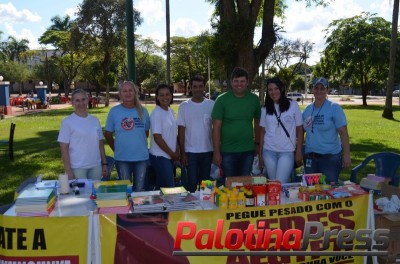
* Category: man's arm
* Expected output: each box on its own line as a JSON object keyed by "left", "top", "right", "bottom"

{"left": 178, "top": 125, "right": 187, "bottom": 166}
{"left": 212, "top": 119, "right": 222, "bottom": 165}
{"left": 253, "top": 118, "right": 260, "bottom": 154}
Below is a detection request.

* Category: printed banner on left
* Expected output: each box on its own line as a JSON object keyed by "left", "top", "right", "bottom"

{"left": 0, "top": 215, "right": 89, "bottom": 264}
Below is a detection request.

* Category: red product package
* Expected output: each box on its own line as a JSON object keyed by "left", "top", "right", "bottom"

{"left": 267, "top": 181, "right": 281, "bottom": 205}
{"left": 252, "top": 185, "right": 267, "bottom": 206}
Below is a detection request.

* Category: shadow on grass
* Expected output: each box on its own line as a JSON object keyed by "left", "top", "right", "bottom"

{"left": 341, "top": 105, "right": 400, "bottom": 122}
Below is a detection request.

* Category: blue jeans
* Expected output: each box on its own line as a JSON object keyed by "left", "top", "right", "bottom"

{"left": 185, "top": 152, "right": 213, "bottom": 193}
{"left": 115, "top": 160, "right": 148, "bottom": 192}
{"left": 263, "top": 149, "right": 294, "bottom": 183}
{"left": 304, "top": 152, "right": 342, "bottom": 183}
{"left": 219, "top": 151, "right": 254, "bottom": 185}
{"left": 150, "top": 154, "right": 174, "bottom": 190}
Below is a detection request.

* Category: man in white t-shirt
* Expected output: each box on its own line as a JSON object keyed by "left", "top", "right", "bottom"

{"left": 177, "top": 75, "right": 214, "bottom": 192}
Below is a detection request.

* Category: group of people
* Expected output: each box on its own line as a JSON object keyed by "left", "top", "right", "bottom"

{"left": 57, "top": 66, "right": 351, "bottom": 193}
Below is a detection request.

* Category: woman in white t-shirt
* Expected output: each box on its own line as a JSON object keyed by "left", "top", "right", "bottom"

{"left": 149, "top": 84, "right": 179, "bottom": 189}
{"left": 258, "top": 77, "right": 303, "bottom": 183}
{"left": 58, "top": 89, "right": 108, "bottom": 180}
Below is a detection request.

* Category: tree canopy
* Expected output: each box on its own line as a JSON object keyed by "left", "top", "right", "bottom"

{"left": 320, "top": 12, "right": 393, "bottom": 106}
{"left": 207, "top": 0, "right": 324, "bottom": 84}
{"left": 77, "top": 0, "right": 142, "bottom": 105}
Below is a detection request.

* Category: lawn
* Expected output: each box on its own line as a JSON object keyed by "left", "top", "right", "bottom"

{"left": 0, "top": 102, "right": 399, "bottom": 206}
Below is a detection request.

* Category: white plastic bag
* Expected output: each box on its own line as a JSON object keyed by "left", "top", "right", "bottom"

{"left": 210, "top": 164, "right": 222, "bottom": 180}
{"left": 251, "top": 156, "right": 262, "bottom": 175}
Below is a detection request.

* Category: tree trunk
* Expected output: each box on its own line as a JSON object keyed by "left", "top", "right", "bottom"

{"left": 105, "top": 82, "right": 110, "bottom": 107}
{"left": 361, "top": 86, "right": 368, "bottom": 106}
{"left": 382, "top": 0, "right": 399, "bottom": 119}
{"left": 216, "top": 0, "right": 276, "bottom": 89}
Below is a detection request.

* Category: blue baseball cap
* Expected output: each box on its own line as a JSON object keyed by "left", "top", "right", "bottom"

{"left": 313, "top": 77, "right": 329, "bottom": 89}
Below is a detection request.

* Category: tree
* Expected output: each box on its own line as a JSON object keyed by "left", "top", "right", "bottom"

{"left": 77, "top": 0, "right": 142, "bottom": 106}
{"left": 49, "top": 15, "right": 72, "bottom": 31}
{"left": 382, "top": 0, "right": 399, "bottom": 119}
{"left": 4, "top": 36, "right": 30, "bottom": 62}
{"left": 140, "top": 55, "right": 166, "bottom": 96}
{"left": 266, "top": 38, "right": 313, "bottom": 90}
{"left": 0, "top": 30, "right": 7, "bottom": 62}
{"left": 39, "top": 16, "right": 88, "bottom": 96}
{"left": 207, "top": 0, "right": 323, "bottom": 85}
{"left": 135, "top": 36, "right": 163, "bottom": 85}
{"left": 0, "top": 61, "right": 30, "bottom": 94}
{"left": 323, "top": 13, "right": 392, "bottom": 106}
{"left": 32, "top": 51, "right": 63, "bottom": 93}
{"left": 168, "top": 34, "right": 220, "bottom": 92}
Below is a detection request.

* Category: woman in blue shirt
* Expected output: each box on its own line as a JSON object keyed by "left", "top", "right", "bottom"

{"left": 302, "top": 77, "right": 351, "bottom": 183}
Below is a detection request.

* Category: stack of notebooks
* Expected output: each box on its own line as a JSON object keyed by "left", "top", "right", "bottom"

{"left": 130, "top": 187, "right": 200, "bottom": 212}
{"left": 163, "top": 192, "right": 200, "bottom": 211}
{"left": 15, "top": 188, "right": 56, "bottom": 216}
{"left": 94, "top": 180, "right": 130, "bottom": 214}
{"left": 131, "top": 194, "right": 165, "bottom": 213}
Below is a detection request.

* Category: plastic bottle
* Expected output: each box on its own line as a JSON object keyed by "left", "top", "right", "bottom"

{"left": 245, "top": 191, "right": 255, "bottom": 207}
{"left": 213, "top": 187, "right": 220, "bottom": 205}
{"left": 228, "top": 193, "right": 237, "bottom": 209}
{"left": 237, "top": 192, "right": 246, "bottom": 208}
{"left": 219, "top": 193, "right": 228, "bottom": 209}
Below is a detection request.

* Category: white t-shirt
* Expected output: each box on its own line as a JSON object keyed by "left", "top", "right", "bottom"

{"left": 177, "top": 99, "right": 214, "bottom": 153}
{"left": 149, "top": 105, "right": 177, "bottom": 159}
{"left": 260, "top": 100, "right": 303, "bottom": 152}
{"left": 57, "top": 113, "right": 103, "bottom": 169}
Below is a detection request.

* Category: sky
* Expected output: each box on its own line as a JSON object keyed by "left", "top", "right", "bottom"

{"left": 0, "top": 0, "right": 394, "bottom": 65}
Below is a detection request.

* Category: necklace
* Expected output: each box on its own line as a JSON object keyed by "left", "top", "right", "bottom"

{"left": 311, "top": 100, "right": 325, "bottom": 133}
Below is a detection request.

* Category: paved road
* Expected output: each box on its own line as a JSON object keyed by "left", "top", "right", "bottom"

{"left": 2, "top": 94, "right": 398, "bottom": 119}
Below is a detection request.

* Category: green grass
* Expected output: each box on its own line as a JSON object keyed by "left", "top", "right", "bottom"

{"left": 0, "top": 103, "right": 399, "bottom": 206}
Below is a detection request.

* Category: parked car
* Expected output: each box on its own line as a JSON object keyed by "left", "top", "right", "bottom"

{"left": 287, "top": 92, "right": 304, "bottom": 102}
{"left": 329, "top": 90, "right": 339, "bottom": 95}
{"left": 393, "top": 90, "right": 399, "bottom": 97}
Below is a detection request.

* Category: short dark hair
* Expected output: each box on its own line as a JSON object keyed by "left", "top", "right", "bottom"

{"left": 189, "top": 75, "right": 206, "bottom": 87}
{"left": 155, "top": 83, "right": 174, "bottom": 106}
{"left": 230, "top": 67, "right": 249, "bottom": 81}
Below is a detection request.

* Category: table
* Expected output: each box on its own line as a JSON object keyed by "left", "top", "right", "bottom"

{"left": 1, "top": 180, "right": 375, "bottom": 264}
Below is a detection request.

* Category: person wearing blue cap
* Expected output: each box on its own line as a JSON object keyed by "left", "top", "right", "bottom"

{"left": 302, "top": 77, "right": 351, "bottom": 183}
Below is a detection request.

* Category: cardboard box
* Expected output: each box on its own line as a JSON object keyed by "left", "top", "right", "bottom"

{"left": 225, "top": 176, "right": 252, "bottom": 188}
{"left": 225, "top": 176, "right": 267, "bottom": 188}
{"left": 375, "top": 183, "right": 400, "bottom": 262}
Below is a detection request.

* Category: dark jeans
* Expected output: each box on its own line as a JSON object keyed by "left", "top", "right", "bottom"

{"left": 184, "top": 152, "right": 213, "bottom": 193}
{"left": 304, "top": 152, "right": 342, "bottom": 183}
{"left": 218, "top": 151, "right": 254, "bottom": 185}
{"left": 150, "top": 154, "right": 174, "bottom": 190}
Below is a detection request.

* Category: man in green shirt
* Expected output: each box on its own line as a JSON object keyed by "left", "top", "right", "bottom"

{"left": 212, "top": 67, "right": 261, "bottom": 181}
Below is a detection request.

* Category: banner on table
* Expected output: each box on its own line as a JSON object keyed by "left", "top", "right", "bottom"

{"left": 0, "top": 215, "right": 90, "bottom": 264}
{"left": 99, "top": 194, "right": 371, "bottom": 264}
